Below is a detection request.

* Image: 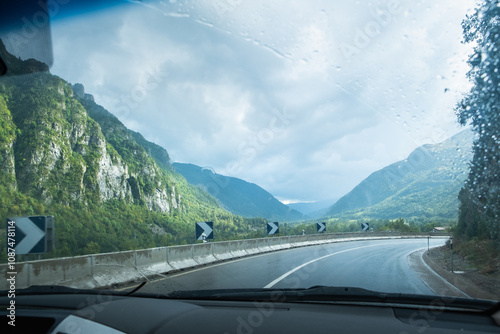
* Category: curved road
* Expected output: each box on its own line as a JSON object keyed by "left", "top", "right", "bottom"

{"left": 140, "top": 238, "right": 447, "bottom": 296}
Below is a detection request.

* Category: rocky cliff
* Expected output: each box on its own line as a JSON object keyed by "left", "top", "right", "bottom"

{"left": 0, "top": 73, "right": 180, "bottom": 213}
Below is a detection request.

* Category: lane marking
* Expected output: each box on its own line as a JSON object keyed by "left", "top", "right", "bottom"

{"left": 144, "top": 239, "right": 419, "bottom": 283}
{"left": 117, "top": 239, "right": 435, "bottom": 291}
{"left": 416, "top": 247, "right": 471, "bottom": 298}
{"left": 116, "top": 251, "right": 277, "bottom": 291}
{"left": 263, "top": 243, "right": 401, "bottom": 288}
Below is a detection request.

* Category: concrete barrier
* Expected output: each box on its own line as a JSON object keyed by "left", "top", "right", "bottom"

{"left": 229, "top": 240, "right": 248, "bottom": 257}
{"left": 289, "top": 235, "right": 309, "bottom": 247}
{"left": 306, "top": 234, "right": 322, "bottom": 245}
{"left": 92, "top": 251, "right": 138, "bottom": 287}
{"left": 267, "top": 237, "right": 283, "bottom": 250}
{"left": 316, "top": 233, "right": 331, "bottom": 244}
{"left": 243, "top": 239, "right": 261, "bottom": 255}
{"left": 167, "top": 245, "right": 197, "bottom": 270}
{"left": 135, "top": 247, "right": 172, "bottom": 276}
{"left": 40, "top": 256, "right": 93, "bottom": 288}
{"left": 192, "top": 243, "right": 217, "bottom": 265}
{"left": 212, "top": 241, "right": 234, "bottom": 261}
{"left": 1, "top": 256, "right": 93, "bottom": 290}
{"left": 256, "top": 238, "right": 272, "bottom": 252}
{"left": 1, "top": 261, "right": 29, "bottom": 290}
{"left": 279, "top": 236, "right": 291, "bottom": 249}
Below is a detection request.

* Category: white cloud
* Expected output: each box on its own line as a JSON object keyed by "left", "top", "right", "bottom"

{"left": 49, "top": 0, "right": 476, "bottom": 203}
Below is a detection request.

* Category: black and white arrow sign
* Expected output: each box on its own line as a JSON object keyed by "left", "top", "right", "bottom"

{"left": 9, "top": 216, "right": 54, "bottom": 254}
{"left": 361, "top": 222, "right": 370, "bottom": 231}
{"left": 267, "top": 222, "right": 279, "bottom": 235}
{"left": 196, "top": 221, "right": 214, "bottom": 240}
{"left": 317, "top": 222, "right": 326, "bottom": 233}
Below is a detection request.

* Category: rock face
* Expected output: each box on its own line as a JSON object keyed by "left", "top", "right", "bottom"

{"left": 0, "top": 73, "right": 179, "bottom": 213}
{"left": 73, "top": 83, "right": 180, "bottom": 212}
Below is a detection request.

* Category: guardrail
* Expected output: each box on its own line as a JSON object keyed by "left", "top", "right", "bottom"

{"left": 0, "top": 232, "right": 450, "bottom": 290}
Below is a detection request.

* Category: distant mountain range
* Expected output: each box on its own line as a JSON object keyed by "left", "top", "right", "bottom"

{"left": 324, "top": 129, "right": 474, "bottom": 220}
{"left": 173, "top": 163, "right": 304, "bottom": 221}
{"left": 287, "top": 199, "right": 337, "bottom": 218}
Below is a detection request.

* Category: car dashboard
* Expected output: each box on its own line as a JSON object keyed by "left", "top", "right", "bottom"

{"left": 1, "top": 291, "right": 499, "bottom": 334}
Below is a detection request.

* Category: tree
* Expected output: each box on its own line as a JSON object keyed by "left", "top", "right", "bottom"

{"left": 455, "top": 0, "right": 500, "bottom": 244}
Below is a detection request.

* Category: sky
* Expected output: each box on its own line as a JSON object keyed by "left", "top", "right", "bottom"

{"left": 48, "top": 0, "right": 476, "bottom": 205}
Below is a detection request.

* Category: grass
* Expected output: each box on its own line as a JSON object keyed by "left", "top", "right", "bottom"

{"left": 454, "top": 238, "right": 499, "bottom": 275}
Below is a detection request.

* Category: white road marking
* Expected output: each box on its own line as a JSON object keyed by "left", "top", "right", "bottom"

{"left": 263, "top": 242, "right": 402, "bottom": 288}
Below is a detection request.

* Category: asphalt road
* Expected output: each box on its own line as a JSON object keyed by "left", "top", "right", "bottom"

{"left": 140, "top": 238, "right": 447, "bottom": 296}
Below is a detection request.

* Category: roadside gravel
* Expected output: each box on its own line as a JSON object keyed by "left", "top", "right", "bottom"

{"left": 423, "top": 245, "right": 499, "bottom": 300}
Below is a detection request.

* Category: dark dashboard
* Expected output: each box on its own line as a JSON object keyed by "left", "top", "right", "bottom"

{"left": 1, "top": 288, "right": 499, "bottom": 334}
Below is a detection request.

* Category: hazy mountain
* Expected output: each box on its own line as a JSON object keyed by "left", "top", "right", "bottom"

{"left": 173, "top": 162, "right": 304, "bottom": 221}
{"left": 0, "top": 39, "right": 49, "bottom": 76}
{"left": 325, "top": 129, "right": 474, "bottom": 220}
{"left": 287, "top": 199, "right": 337, "bottom": 218}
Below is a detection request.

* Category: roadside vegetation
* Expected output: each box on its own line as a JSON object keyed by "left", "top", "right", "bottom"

{"left": 451, "top": 0, "right": 500, "bottom": 276}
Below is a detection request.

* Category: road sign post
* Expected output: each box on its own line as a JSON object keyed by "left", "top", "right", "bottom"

{"left": 267, "top": 222, "right": 279, "bottom": 236}
{"left": 450, "top": 237, "right": 453, "bottom": 273}
{"left": 316, "top": 222, "right": 326, "bottom": 233}
{"left": 7, "top": 216, "right": 54, "bottom": 255}
{"left": 196, "top": 222, "right": 213, "bottom": 241}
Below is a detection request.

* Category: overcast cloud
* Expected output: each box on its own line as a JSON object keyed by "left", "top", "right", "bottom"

{"left": 50, "top": 0, "right": 475, "bottom": 204}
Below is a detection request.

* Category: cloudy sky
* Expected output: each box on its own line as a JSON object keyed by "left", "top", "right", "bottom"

{"left": 49, "top": 0, "right": 476, "bottom": 205}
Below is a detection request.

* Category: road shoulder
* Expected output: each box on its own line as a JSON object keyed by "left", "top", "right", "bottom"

{"left": 408, "top": 248, "right": 498, "bottom": 300}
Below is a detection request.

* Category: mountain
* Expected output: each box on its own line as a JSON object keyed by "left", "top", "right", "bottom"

{"left": 0, "top": 58, "right": 264, "bottom": 258}
{"left": 325, "top": 129, "right": 474, "bottom": 220}
{"left": 287, "top": 199, "right": 337, "bottom": 218}
{"left": 173, "top": 162, "right": 304, "bottom": 221}
{"left": 0, "top": 39, "right": 49, "bottom": 76}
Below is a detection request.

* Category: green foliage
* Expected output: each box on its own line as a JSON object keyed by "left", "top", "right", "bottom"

{"left": 324, "top": 130, "right": 473, "bottom": 221}
{"left": 455, "top": 0, "right": 500, "bottom": 246}
{"left": 378, "top": 218, "right": 419, "bottom": 233}
{"left": 0, "top": 96, "right": 16, "bottom": 147}
{"left": 454, "top": 238, "right": 499, "bottom": 274}
{"left": 286, "top": 216, "right": 454, "bottom": 236}
{"left": 0, "top": 71, "right": 270, "bottom": 262}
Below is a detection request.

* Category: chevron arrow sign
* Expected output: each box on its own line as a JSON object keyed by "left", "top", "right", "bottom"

{"left": 196, "top": 221, "right": 214, "bottom": 240}
{"left": 267, "top": 222, "right": 279, "bottom": 235}
{"left": 7, "top": 216, "right": 54, "bottom": 254}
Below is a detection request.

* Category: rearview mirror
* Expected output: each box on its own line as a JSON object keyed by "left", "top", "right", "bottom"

{"left": 0, "top": 0, "right": 53, "bottom": 76}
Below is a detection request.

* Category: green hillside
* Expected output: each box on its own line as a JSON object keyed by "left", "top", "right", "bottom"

{"left": 325, "top": 130, "right": 474, "bottom": 220}
{"left": 173, "top": 163, "right": 304, "bottom": 221}
{"left": 0, "top": 57, "right": 265, "bottom": 260}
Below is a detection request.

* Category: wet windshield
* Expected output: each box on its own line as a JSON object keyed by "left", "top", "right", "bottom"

{"left": 0, "top": 0, "right": 499, "bottom": 301}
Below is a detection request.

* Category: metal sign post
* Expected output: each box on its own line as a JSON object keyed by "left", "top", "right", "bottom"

{"left": 450, "top": 237, "right": 453, "bottom": 273}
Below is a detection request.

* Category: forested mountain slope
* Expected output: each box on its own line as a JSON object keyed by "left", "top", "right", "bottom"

{"left": 325, "top": 130, "right": 474, "bottom": 220}
{"left": 173, "top": 162, "right": 303, "bottom": 221}
{"left": 0, "top": 56, "right": 263, "bottom": 258}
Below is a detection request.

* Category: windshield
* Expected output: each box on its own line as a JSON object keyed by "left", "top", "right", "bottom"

{"left": 0, "top": 0, "right": 498, "bottom": 302}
